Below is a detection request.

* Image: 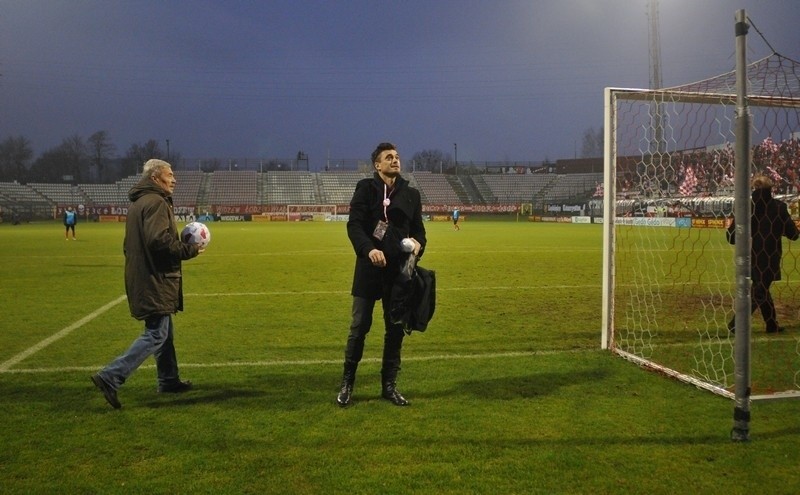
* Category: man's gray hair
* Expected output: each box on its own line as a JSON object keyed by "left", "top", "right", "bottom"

{"left": 142, "top": 159, "right": 172, "bottom": 179}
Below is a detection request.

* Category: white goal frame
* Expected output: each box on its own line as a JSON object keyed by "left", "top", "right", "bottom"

{"left": 601, "top": 83, "right": 800, "bottom": 403}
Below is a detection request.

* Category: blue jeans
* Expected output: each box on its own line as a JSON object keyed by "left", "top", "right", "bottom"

{"left": 98, "top": 314, "right": 181, "bottom": 390}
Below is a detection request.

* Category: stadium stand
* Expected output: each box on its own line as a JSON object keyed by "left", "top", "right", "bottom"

{"left": 172, "top": 171, "right": 204, "bottom": 206}
{"left": 28, "top": 183, "right": 89, "bottom": 205}
{"left": 207, "top": 170, "right": 258, "bottom": 205}
{"left": 411, "top": 171, "right": 461, "bottom": 204}
{"left": 263, "top": 171, "right": 317, "bottom": 205}
{"left": 78, "top": 183, "right": 127, "bottom": 205}
{"left": 318, "top": 171, "right": 371, "bottom": 204}
{"left": 2, "top": 169, "right": 602, "bottom": 219}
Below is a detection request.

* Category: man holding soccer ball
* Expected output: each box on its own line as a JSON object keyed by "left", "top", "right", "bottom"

{"left": 91, "top": 159, "right": 203, "bottom": 409}
{"left": 337, "top": 142, "right": 426, "bottom": 407}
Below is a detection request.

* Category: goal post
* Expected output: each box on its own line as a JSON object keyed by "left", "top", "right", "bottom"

{"left": 601, "top": 43, "right": 800, "bottom": 415}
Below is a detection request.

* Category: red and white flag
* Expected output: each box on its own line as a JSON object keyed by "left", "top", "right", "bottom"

{"left": 679, "top": 166, "right": 697, "bottom": 196}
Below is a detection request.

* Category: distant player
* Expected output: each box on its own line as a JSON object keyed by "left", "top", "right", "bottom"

{"left": 63, "top": 206, "right": 77, "bottom": 240}
{"left": 452, "top": 207, "right": 460, "bottom": 230}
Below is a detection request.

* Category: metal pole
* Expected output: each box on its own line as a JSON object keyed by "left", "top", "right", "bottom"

{"left": 731, "top": 8, "right": 751, "bottom": 443}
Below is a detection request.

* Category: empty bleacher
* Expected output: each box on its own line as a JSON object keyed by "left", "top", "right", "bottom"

{"left": 79, "top": 183, "right": 127, "bottom": 205}
{"left": 263, "top": 171, "right": 317, "bottom": 205}
{"left": 480, "top": 174, "right": 555, "bottom": 203}
{"left": 207, "top": 170, "right": 258, "bottom": 205}
{"left": 318, "top": 171, "right": 371, "bottom": 204}
{"left": 411, "top": 171, "right": 461, "bottom": 204}
{"left": 2, "top": 170, "right": 603, "bottom": 219}
{"left": 28, "top": 183, "right": 89, "bottom": 206}
{"left": 0, "top": 181, "right": 52, "bottom": 207}
{"left": 172, "top": 171, "right": 204, "bottom": 206}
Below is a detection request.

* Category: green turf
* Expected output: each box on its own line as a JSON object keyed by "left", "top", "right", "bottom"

{"left": 1, "top": 220, "right": 799, "bottom": 494}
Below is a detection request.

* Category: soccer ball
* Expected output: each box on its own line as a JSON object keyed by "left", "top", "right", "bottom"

{"left": 181, "top": 222, "right": 211, "bottom": 248}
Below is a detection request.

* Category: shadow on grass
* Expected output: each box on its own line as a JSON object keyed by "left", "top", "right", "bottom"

{"left": 413, "top": 367, "right": 612, "bottom": 401}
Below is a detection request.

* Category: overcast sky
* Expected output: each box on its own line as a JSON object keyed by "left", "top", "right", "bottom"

{"left": 2, "top": 0, "right": 798, "bottom": 169}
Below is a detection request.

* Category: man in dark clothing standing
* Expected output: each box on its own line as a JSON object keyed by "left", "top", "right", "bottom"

{"left": 91, "top": 159, "right": 202, "bottom": 409}
{"left": 337, "top": 142, "right": 426, "bottom": 407}
{"left": 727, "top": 175, "right": 799, "bottom": 334}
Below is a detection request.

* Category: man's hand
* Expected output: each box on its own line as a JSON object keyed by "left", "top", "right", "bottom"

{"left": 368, "top": 249, "right": 387, "bottom": 267}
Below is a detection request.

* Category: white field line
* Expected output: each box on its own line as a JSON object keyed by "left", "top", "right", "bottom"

{"left": 0, "top": 285, "right": 591, "bottom": 373}
{"left": 0, "top": 294, "right": 128, "bottom": 372}
{"left": 186, "top": 285, "right": 602, "bottom": 297}
{"left": 0, "top": 349, "right": 591, "bottom": 375}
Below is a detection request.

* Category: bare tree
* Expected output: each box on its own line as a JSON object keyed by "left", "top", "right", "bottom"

{"left": 0, "top": 136, "right": 34, "bottom": 181}
{"left": 122, "top": 139, "right": 164, "bottom": 177}
{"left": 581, "top": 127, "right": 604, "bottom": 158}
{"left": 28, "top": 137, "right": 88, "bottom": 183}
{"left": 410, "top": 149, "right": 451, "bottom": 172}
{"left": 87, "top": 131, "right": 116, "bottom": 182}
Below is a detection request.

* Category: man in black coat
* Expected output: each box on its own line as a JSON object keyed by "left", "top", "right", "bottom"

{"left": 337, "top": 142, "right": 426, "bottom": 407}
{"left": 727, "top": 175, "right": 799, "bottom": 333}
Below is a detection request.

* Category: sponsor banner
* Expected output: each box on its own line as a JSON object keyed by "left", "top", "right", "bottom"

{"left": 676, "top": 217, "right": 692, "bottom": 228}
{"left": 215, "top": 205, "right": 264, "bottom": 215}
{"left": 99, "top": 215, "right": 124, "bottom": 222}
{"left": 218, "top": 214, "right": 251, "bottom": 222}
{"left": 252, "top": 215, "right": 272, "bottom": 222}
{"left": 615, "top": 217, "right": 677, "bottom": 227}
{"left": 58, "top": 205, "right": 129, "bottom": 216}
{"left": 546, "top": 204, "right": 586, "bottom": 214}
{"left": 572, "top": 216, "right": 591, "bottom": 224}
{"left": 424, "top": 204, "right": 517, "bottom": 214}
{"left": 592, "top": 216, "right": 605, "bottom": 224}
{"left": 691, "top": 218, "right": 727, "bottom": 229}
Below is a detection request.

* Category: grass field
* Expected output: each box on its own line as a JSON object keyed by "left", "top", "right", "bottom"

{"left": 1, "top": 220, "right": 799, "bottom": 494}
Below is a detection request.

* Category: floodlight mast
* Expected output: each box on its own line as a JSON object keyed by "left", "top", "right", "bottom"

{"left": 731, "top": 9, "right": 752, "bottom": 443}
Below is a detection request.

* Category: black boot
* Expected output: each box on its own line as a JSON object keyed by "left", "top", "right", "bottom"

{"left": 381, "top": 380, "right": 409, "bottom": 406}
{"left": 336, "top": 363, "right": 357, "bottom": 407}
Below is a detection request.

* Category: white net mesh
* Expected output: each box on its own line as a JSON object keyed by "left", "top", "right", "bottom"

{"left": 606, "top": 53, "right": 800, "bottom": 398}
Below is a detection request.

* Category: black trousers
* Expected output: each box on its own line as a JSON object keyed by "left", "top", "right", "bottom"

{"left": 730, "top": 278, "right": 778, "bottom": 332}
{"left": 752, "top": 279, "right": 778, "bottom": 331}
{"left": 344, "top": 296, "right": 405, "bottom": 380}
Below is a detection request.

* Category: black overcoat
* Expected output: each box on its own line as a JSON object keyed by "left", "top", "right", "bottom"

{"left": 727, "top": 188, "right": 799, "bottom": 283}
{"left": 347, "top": 173, "right": 426, "bottom": 299}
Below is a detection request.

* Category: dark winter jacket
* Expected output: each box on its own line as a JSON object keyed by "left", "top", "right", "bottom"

{"left": 727, "top": 187, "right": 799, "bottom": 283}
{"left": 124, "top": 178, "right": 200, "bottom": 319}
{"left": 389, "top": 256, "right": 436, "bottom": 333}
{"left": 347, "top": 173, "right": 426, "bottom": 300}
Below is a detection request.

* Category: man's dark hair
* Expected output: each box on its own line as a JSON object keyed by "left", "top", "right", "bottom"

{"left": 371, "top": 142, "right": 397, "bottom": 164}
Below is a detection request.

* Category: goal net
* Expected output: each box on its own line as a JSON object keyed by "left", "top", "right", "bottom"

{"left": 601, "top": 53, "right": 800, "bottom": 400}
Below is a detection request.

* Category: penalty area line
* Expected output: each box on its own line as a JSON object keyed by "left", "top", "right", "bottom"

{"left": 0, "top": 349, "right": 592, "bottom": 375}
{"left": 0, "top": 294, "right": 127, "bottom": 372}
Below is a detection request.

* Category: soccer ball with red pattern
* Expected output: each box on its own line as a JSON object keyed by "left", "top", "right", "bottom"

{"left": 181, "top": 222, "right": 211, "bottom": 248}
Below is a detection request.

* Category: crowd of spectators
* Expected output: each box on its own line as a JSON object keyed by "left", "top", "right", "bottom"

{"left": 614, "top": 136, "right": 800, "bottom": 198}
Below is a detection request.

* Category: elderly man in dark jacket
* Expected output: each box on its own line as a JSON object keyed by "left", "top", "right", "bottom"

{"left": 727, "top": 175, "right": 799, "bottom": 334}
{"left": 337, "top": 142, "right": 426, "bottom": 407}
{"left": 92, "top": 159, "right": 202, "bottom": 409}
